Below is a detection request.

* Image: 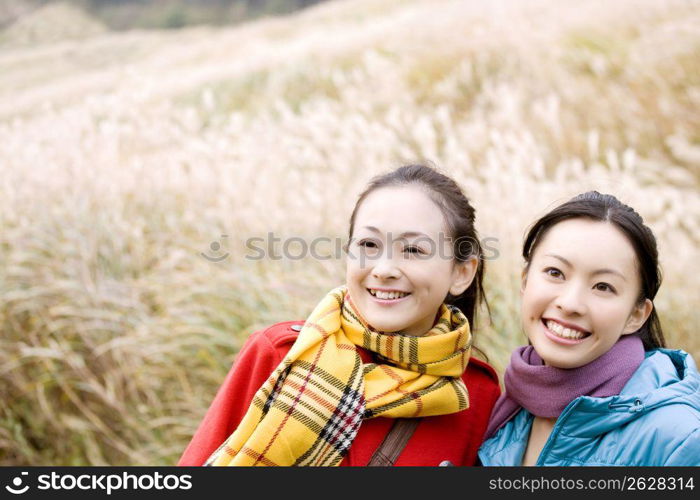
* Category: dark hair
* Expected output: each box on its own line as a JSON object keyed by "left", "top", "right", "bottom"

{"left": 347, "top": 164, "right": 490, "bottom": 332}
{"left": 522, "top": 191, "right": 666, "bottom": 350}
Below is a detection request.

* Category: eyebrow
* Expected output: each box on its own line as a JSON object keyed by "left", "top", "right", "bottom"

{"left": 363, "top": 226, "right": 433, "bottom": 240}
{"left": 544, "top": 253, "right": 627, "bottom": 281}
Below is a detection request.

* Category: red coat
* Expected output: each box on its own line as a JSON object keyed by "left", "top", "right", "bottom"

{"left": 178, "top": 321, "right": 501, "bottom": 466}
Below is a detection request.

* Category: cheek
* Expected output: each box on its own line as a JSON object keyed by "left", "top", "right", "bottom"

{"left": 344, "top": 263, "right": 353, "bottom": 283}
{"left": 594, "top": 302, "right": 631, "bottom": 329}
{"left": 345, "top": 261, "right": 363, "bottom": 286}
{"left": 521, "top": 281, "right": 550, "bottom": 320}
{"left": 413, "top": 264, "right": 447, "bottom": 296}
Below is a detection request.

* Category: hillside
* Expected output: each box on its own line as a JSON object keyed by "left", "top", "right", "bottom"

{"left": 0, "top": 0, "right": 328, "bottom": 30}
{"left": 0, "top": 2, "right": 107, "bottom": 47}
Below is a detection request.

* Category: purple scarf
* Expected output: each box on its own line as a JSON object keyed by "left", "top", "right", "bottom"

{"left": 484, "top": 334, "right": 645, "bottom": 440}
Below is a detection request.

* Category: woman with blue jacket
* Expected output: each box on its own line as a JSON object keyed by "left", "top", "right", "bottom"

{"left": 479, "top": 192, "right": 700, "bottom": 466}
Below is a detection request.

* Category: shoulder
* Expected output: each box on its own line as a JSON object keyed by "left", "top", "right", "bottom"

{"left": 664, "top": 428, "right": 700, "bottom": 465}
{"left": 245, "top": 320, "right": 303, "bottom": 351}
{"left": 601, "top": 350, "right": 700, "bottom": 465}
{"left": 232, "top": 321, "right": 303, "bottom": 368}
{"left": 464, "top": 357, "right": 500, "bottom": 387}
{"left": 618, "top": 410, "right": 700, "bottom": 465}
{"left": 642, "top": 348, "right": 695, "bottom": 370}
{"left": 625, "top": 349, "right": 700, "bottom": 401}
{"left": 620, "top": 349, "right": 700, "bottom": 431}
{"left": 462, "top": 357, "right": 501, "bottom": 402}
{"left": 244, "top": 326, "right": 502, "bottom": 383}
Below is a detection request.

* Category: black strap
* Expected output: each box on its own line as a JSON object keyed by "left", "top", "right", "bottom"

{"left": 367, "top": 418, "right": 420, "bottom": 466}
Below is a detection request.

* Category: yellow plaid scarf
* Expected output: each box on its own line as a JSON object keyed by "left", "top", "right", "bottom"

{"left": 205, "top": 285, "right": 472, "bottom": 466}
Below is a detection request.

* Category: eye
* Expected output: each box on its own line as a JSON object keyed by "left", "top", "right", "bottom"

{"left": 543, "top": 267, "right": 563, "bottom": 279}
{"left": 403, "top": 245, "right": 424, "bottom": 255}
{"left": 593, "top": 282, "right": 616, "bottom": 294}
{"left": 357, "top": 239, "right": 381, "bottom": 254}
{"left": 358, "top": 239, "right": 378, "bottom": 248}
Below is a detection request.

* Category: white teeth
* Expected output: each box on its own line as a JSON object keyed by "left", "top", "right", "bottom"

{"left": 369, "top": 289, "right": 409, "bottom": 300}
{"left": 546, "top": 320, "right": 586, "bottom": 340}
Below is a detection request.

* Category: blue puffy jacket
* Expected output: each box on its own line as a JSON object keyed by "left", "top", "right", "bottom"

{"left": 478, "top": 349, "right": 700, "bottom": 466}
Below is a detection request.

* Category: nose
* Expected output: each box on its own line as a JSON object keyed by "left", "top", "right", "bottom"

{"left": 371, "top": 253, "right": 402, "bottom": 280}
{"left": 554, "top": 282, "right": 588, "bottom": 316}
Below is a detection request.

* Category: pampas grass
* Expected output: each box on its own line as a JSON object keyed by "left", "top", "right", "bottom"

{"left": 1, "top": 0, "right": 698, "bottom": 465}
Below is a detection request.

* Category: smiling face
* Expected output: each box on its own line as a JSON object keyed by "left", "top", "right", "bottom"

{"left": 345, "top": 185, "right": 476, "bottom": 336}
{"left": 521, "top": 218, "right": 653, "bottom": 368}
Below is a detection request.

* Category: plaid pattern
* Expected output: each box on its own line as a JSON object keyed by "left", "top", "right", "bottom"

{"left": 205, "top": 285, "right": 472, "bottom": 467}
{"left": 295, "top": 385, "right": 365, "bottom": 466}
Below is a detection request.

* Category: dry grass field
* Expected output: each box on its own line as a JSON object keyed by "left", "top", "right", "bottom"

{"left": 1, "top": 0, "right": 698, "bottom": 465}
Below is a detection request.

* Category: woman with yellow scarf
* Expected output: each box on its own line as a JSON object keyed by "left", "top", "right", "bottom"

{"left": 178, "top": 164, "right": 500, "bottom": 466}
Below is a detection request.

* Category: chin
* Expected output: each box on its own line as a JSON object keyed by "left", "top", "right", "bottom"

{"left": 365, "top": 319, "right": 404, "bottom": 333}
{"left": 540, "top": 349, "right": 593, "bottom": 369}
{"left": 530, "top": 342, "right": 582, "bottom": 369}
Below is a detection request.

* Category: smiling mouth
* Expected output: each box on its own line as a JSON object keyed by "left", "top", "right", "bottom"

{"left": 367, "top": 288, "right": 411, "bottom": 300}
{"left": 543, "top": 319, "right": 591, "bottom": 340}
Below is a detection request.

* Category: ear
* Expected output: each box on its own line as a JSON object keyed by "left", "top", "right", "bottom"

{"left": 622, "top": 298, "right": 653, "bottom": 335}
{"left": 449, "top": 256, "right": 478, "bottom": 296}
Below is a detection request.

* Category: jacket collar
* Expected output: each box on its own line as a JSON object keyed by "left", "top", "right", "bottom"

{"left": 555, "top": 349, "right": 700, "bottom": 438}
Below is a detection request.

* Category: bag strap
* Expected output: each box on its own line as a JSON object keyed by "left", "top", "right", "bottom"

{"left": 367, "top": 418, "right": 420, "bottom": 466}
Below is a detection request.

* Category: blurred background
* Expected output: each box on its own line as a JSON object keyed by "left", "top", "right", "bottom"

{"left": 0, "top": 0, "right": 698, "bottom": 466}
